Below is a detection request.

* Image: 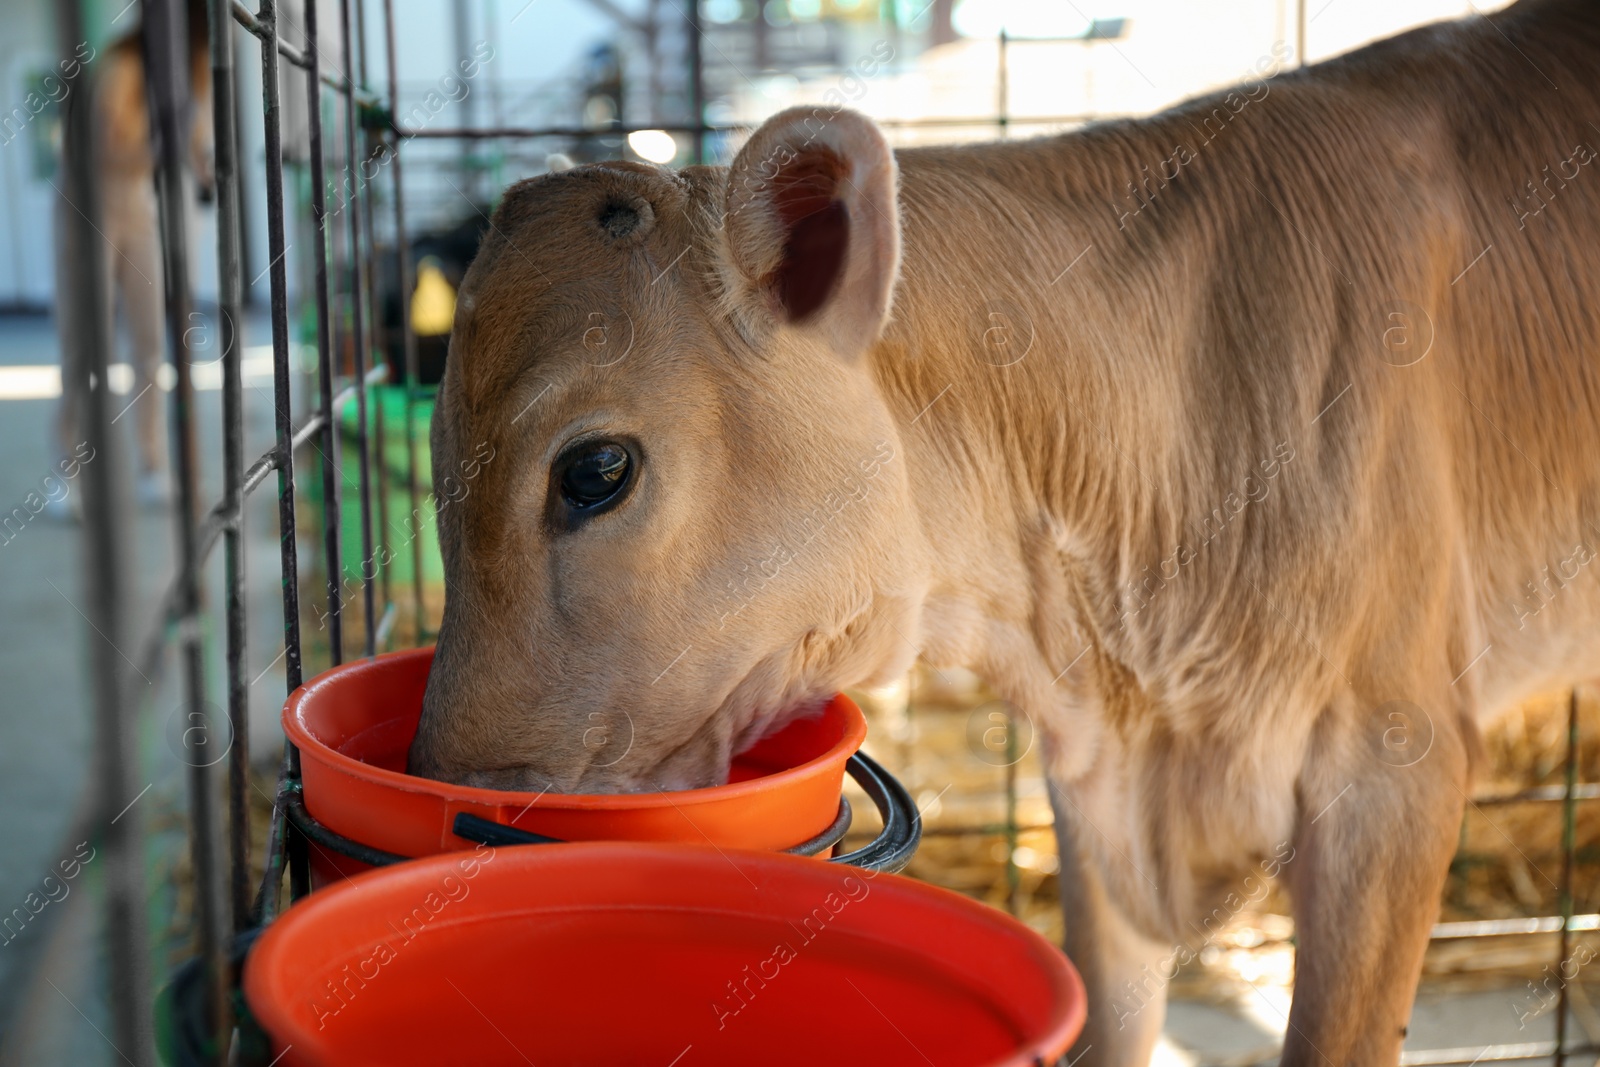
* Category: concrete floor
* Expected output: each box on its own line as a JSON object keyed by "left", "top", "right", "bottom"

{"left": 1155, "top": 985, "right": 1587, "bottom": 1065}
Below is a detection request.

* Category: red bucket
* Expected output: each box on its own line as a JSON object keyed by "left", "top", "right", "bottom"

{"left": 284, "top": 648, "right": 868, "bottom": 886}
{"left": 244, "top": 843, "right": 1086, "bottom": 1067}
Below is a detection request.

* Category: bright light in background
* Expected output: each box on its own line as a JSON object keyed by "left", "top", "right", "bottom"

{"left": 627, "top": 129, "right": 680, "bottom": 164}
{"left": 0, "top": 353, "right": 283, "bottom": 400}
{"left": 952, "top": 0, "right": 1097, "bottom": 39}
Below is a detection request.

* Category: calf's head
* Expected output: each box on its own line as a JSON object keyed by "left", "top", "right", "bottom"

{"left": 408, "top": 109, "right": 929, "bottom": 792}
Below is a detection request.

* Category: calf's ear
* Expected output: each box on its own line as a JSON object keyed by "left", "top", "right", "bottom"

{"left": 720, "top": 107, "right": 900, "bottom": 359}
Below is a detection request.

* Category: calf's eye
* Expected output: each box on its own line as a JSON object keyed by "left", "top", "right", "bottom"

{"left": 557, "top": 441, "right": 632, "bottom": 510}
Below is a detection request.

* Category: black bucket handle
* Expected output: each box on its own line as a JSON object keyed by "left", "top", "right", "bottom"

{"left": 284, "top": 750, "right": 921, "bottom": 875}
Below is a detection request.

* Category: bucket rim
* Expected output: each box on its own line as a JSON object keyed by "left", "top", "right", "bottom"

{"left": 242, "top": 840, "right": 1086, "bottom": 1067}
{"left": 284, "top": 646, "right": 870, "bottom": 812}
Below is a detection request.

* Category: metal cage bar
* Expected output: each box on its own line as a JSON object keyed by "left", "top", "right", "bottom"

{"left": 252, "top": 0, "right": 310, "bottom": 927}
{"left": 1555, "top": 686, "right": 1581, "bottom": 1066}
{"left": 53, "top": 1, "right": 157, "bottom": 1061}
{"left": 143, "top": 0, "right": 231, "bottom": 1056}
{"left": 228, "top": 0, "right": 380, "bottom": 103}
{"left": 382, "top": 0, "right": 427, "bottom": 645}
{"left": 303, "top": 0, "right": 344, "bottom": 671}
{"left": 209, "top": 0, "right": 253, "bottom": 941}
{"left": 340, "top": 0, "right": 379, "bottom": 662}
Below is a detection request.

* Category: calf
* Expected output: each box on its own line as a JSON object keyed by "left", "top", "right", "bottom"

{"left": 411, "top": 1, "right": 1600, "bottom": 1061}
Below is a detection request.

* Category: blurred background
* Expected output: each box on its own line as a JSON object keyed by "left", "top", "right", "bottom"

{"left": 10, "top": 0, "right": 1596, "bottom": 1064}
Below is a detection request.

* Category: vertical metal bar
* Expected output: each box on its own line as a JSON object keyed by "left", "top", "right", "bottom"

{"left": 484, "top": 0, "right": 501, "bottom": 128}
{"left": 752, "top": 0, "right": 768, "bottom": 72}
{"left": 368, "top": 241, "right": 393, "bottom": 638}
{"left": 306, "top": 0, "right": 345, "bottom": 667}
{"left": 232, "top": 53, "right": 256, "bottom": 307}
{"left": 687, "top": 0, "right": 704, "bottom": 164}
{"left": 646, "top": 0, "right": 663, "bottom": 124}
{"left": 1297, "top": 0, "right": 1308, "bottom": 66}
{"left": 353, "top": 0, "right": 371, "bottom": 173}
{"left": 1004, "top": 716, "right": 1017, "bottom": 921}
{"left": 326, "top": 51, "right": 350, "bottom": 414}
{"left": 1555, "top": 685, "right": 1580, "bottom": 1066}
{"left": 209, "top": 0, "right": 253, "bottom": 935}
{"left": 144, "top": 0, "right": 229, "bottom": 1056}
{"left": 342, "top": 0, "right": 378, "bottom": 660}
{"left": 55, "top": 2, "right": 155, "bottom": 1061}
{"left": 258, "top": 2, "right": 302, "bottom": 690}
{"left": 255, "top": 0, "right": 311, "bottom": 916}
{"left": 452, "top": 0, "right": 476, "bottom": 193}
{"left": 996, "top": 28, "right": 1008, "bottom": 139}
{"left": 383, "top": 0, "right": 426, "bottom": 642}
{"left": 1004, "top": 707, "right": 1019, "bottom": 917}
{"left": 884, "top": 0, "right": 901, "bottom": 84}
{"left": 352, "top": 0, "right": 394, "bottom": 634}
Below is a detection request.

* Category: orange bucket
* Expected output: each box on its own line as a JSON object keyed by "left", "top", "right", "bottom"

{"left": 283, "top": 648, "right": 869, "bottom": 886}
{"left": 244, "top": 842, "right": 1086, "bottom": 1067}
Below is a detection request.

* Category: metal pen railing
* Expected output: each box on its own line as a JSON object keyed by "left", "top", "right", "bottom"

{"left": 53, "top": 0, "right": 155, "bottom": 1059}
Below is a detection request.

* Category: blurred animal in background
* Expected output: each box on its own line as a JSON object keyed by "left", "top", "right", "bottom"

{"left": 54, "top": 0, "right": 212, "bottom": 510}
{"left": 376, "top": 211, "right": 489, "bottom": 386}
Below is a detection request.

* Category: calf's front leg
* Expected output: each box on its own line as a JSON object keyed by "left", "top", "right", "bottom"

{"left": 1281, "top": 698, "right": 1468, "bottom": 1066}
{"left": 1049, "top": 782, "right": 1171, "bottom": 1067}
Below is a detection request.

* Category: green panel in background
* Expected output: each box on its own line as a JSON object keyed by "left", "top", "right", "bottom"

{"left": 358, "top": 385, "right": 437, "bottom": 587}
{"left": 80, "top": 0, "right": 137, "bottom": 53}
{"left": 302, "top": 384, "right": 441, "bottom": 603}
